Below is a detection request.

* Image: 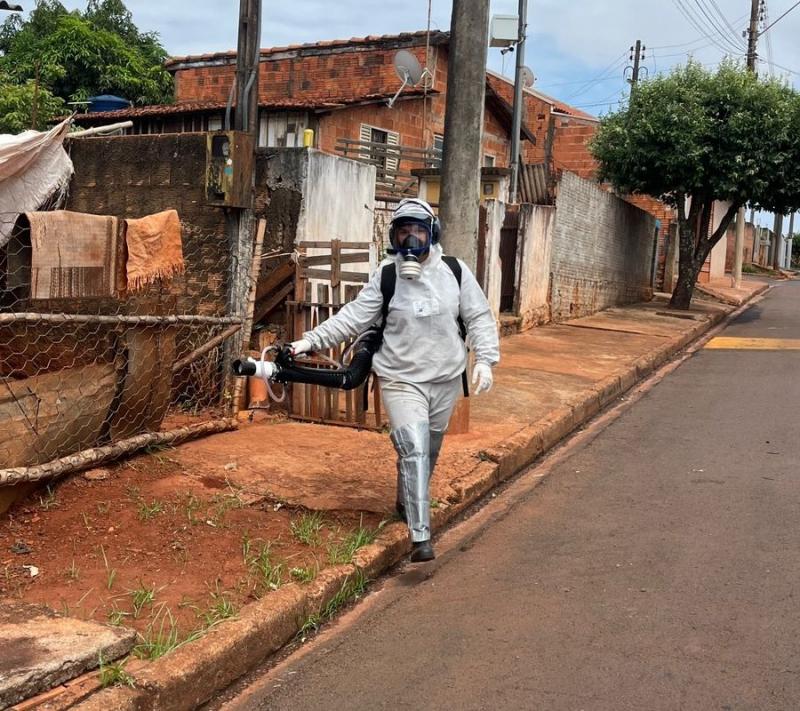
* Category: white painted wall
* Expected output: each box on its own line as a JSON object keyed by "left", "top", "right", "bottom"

{"left": 516, "top": 204, "right": 556, "bottom": 329}
{"left": 480, "top": 200, "right": 505, "bottom": 321}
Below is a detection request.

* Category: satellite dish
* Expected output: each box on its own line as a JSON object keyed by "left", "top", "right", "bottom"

{"left": 520, "top": 66, "right": 535, "bottom": 89}
{"left": 388, "top": 50, "right": 427, "bottom": 108}
{"left": 394, "top": 49, "right": 424, "bottom": 86}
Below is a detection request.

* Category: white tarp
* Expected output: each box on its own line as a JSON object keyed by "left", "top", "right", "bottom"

{"left": 0, "top": 119, "right": 74, "bottom": 247}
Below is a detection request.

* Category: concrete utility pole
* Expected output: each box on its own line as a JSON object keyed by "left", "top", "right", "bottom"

{"left": 509, "top": 0, "right": 528, "bottom": 204}
{"left": 631, "top": 40, "right": 643, "bottom": 86}
{"left": 772, "top": 212, "right": 784, "bottom": 270}
{"left": 226, "top": 0, "right": 262, "bottom": 410}
{"left": 235, "top": 0, "right": 262, "bottom": 135}
{"left": 786, "top": 212, "right": 795, "bottom": 268}
{"left": 734, "top": 0, "right": 762, "bottom": 287}
{"left": 439, "top": 0, "right": 491, "bottom": 272}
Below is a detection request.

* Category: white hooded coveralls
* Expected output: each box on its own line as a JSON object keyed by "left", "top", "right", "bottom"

{"left": 303, "top": 244, "right": 500, "bottom": 542}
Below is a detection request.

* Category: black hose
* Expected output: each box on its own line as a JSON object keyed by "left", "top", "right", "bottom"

{"left": 232, "top": 327, "right": 383, "bottom": 391}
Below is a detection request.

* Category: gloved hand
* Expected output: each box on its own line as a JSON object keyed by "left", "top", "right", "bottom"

{"left": 472, "top": 362, "right": 493, "bottom": 395}
{"left": 289, "top": 339, "right": 312, "bottom": 356}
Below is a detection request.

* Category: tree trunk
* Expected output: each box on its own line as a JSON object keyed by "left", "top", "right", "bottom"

{"left": 670, "top": 259, "right": 702, "bottom": 309}
{"left": 669, "top": 196, "right": 740, "bottom": 309}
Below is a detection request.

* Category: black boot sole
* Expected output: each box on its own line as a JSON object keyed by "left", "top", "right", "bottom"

{"left": 410, "top": 542, "right": 435, "bottom": 562}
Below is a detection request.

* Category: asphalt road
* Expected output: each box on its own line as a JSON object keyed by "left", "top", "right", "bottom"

{"left": 216, "top": 281, "right": 800, "bottom": 711}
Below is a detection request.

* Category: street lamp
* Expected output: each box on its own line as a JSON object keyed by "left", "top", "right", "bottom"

{"left": 0, "top": 2, "right": 23, "bottom": 10}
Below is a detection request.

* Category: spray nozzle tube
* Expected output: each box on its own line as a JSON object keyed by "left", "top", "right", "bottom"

{"left": 231, "top": 327, "right": 384, "bottom": 402}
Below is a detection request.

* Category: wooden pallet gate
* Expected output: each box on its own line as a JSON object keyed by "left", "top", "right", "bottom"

{"left": 286, "top": 239, "right": 383, "bottom": 430}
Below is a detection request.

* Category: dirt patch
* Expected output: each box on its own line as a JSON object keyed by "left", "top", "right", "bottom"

{"left": 0, "top": 447, "right": 384, "bottom": 652}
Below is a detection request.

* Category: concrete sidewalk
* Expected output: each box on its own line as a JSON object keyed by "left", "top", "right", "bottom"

{"left": 13, "top": 279, "right": 769, "bottom": 711}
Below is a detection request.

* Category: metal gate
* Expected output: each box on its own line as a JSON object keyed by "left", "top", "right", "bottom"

{"left": 285, "top": 239, "right": 384, "bottom": 430}
{"left": 500, "top": 207, "right": 520, "bottom": 313}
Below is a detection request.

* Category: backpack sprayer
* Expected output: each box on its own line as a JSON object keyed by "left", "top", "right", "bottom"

{"left": 231, "top": 326, "right": 383, "bottom": 403}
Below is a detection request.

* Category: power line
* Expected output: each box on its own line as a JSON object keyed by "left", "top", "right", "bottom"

{"left": 761, "top": 0, "right": 800, "bottom": 33}
{"left": 671, "top": 0, "right": 742, "bottom": 54}
{"left": 692, "top": 0, "right": 746, "bottom": 49}
{"left": 707, "top": 0, "right": 745, "bottom": 39}
{"left": 561, "top": 52, "right": 628, "bottom": 102}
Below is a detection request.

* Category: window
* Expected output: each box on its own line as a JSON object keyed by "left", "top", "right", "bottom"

{"left": 360, "top": 123, "right": 399, "bottom": 184}
{"left": 484, "top": 154, "right": 496, "bottom": 167}
{"left": 428, "top": 133, "right": 444, "bottom": 167}
{"left": 259, "top": 112, "right": 309, "bottom": 148}
{"left": 207, "top": 115, "right": 223, "bottom": 132}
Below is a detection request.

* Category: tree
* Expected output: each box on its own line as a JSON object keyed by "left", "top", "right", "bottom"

{"left": 590, "top": 61, "right": 800, "bottom": 308}
{"left": 0, "top": 80, "right": 66, "bottom": 132}
{"left": 0, "top": 0, "right": 172, "bottom": 113}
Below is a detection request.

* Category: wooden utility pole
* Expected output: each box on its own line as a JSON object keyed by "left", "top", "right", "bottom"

{"left": 439, "top": 0, "right": 491, "bottom": 273}
{"left": 509, "top": 0, "right": 528, "bottom": 204}
{"left": 734, "top": 0, "right": 761, "bottom": 287}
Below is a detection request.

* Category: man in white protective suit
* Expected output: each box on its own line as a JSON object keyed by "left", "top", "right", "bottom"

{"left": 290, "top": 198, "right": 500, "bottom": 562}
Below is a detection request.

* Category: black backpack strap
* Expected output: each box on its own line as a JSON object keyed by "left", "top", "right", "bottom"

{"left": 380, "top": 262, "right": 396, "bottom": 330}
{"left": 442, "top": 256, "right": 470, "bottom": 398}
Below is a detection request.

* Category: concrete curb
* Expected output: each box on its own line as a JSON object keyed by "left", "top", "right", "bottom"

{"left": 71, "top": 290, "right": 765, "bottom": 710}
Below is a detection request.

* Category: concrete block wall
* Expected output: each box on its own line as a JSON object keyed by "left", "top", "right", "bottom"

{"left": 67, "top": 133, "right": 230, "bottom": 317}
{"left": 549, "top": 172, "right": 656, "bottom": 321}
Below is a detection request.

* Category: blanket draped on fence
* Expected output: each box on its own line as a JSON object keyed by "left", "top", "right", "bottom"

{"left": 0, "top": 120, "right": 73, "bottom": 248}
{"left": 27, "top": 210, "right": 122, "bottom": 299}
{"left": 124, "top": 209, "right": 184, "bottom": 292}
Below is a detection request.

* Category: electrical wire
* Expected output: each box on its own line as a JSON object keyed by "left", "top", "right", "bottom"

{"left": 672, "top": 0, "right": 742, "bottom": 54}
{"left": 561, "top": 52, "right": 628, "bottom": 102}
{"left": 691, "top": 0, "right": 747, "bottom": 50}
{"left": 761, "top": 0, "right": 800, "bottom": 34}
{"left": 692, "top": 0, "right": 746, "bottom": 49}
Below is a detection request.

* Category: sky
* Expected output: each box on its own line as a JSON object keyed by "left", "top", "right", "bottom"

{"left": 30, "top": 0, "right": 800, "bottom": 117}
{"left": 16, "top": 0, "right": 800, "bottom": 225}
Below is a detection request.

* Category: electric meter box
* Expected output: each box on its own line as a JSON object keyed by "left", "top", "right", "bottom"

{"left": 205, "top": 130, "right": 255, "bottom": 208}
{"left": 489, "top": 15, "right": 518, "bottom": 47}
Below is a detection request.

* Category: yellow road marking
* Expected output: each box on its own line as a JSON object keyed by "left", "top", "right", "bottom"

{"left": 704, "top": 337, "right": 800, "bottom": 350}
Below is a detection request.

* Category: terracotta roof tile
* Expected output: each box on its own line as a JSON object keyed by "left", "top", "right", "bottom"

{"left": 165, "top": 30, "right": 448, "bottom": 69}
{"left": 71, "top": 89, "right": 437, "bottom": 123}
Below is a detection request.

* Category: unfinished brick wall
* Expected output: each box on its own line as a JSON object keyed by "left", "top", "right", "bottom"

{"left": 550, "top": 119, "right": 599, "bottom": 180}
{"left": 550, "top": 172, "right": 656, "bottom": 320}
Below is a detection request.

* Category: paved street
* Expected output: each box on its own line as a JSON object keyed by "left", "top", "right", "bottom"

{"left": 217, "top": 281, "right": 800, "bottom": 711}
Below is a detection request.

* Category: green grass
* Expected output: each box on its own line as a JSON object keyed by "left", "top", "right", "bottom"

{"left": 38, "top": 485, "right": 59, "bottom": 510}
{"left": 290, "top": 512, "right": 325, "bottom": 546}
{"left": 248, "top": 543, "right": 285, "bottom": 595}
{"left": 107, "top": 605, "right": 129, "bottom": 626}
{"left": 198, "top": 585, "right": 237, "bottom": 626}
{"left": 327, "top": 517, "right": 380, "bottom": 565}
{"left": 98, "top": 655, "right": 135, "bottom": 688}
{"left": 132, "top": 605, "right": 204, "bottom": 661}
{"left": 290, "top": 566, "right": 317, "bottom": 584}
{"left": 130, "top": 583, "right": 156, "bottom": 618}
{"left": 100, "top": 545, "right": 117, "bottom": 591}
{"left": 322, "top": 569, "right": 369, "bottom": 619}
{"left": 137, "top": 499, "right": 165, "bottom": 521}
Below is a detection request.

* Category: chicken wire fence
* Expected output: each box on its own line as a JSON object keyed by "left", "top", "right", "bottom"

{"left": 0, "top": 210, "right": 243, "bottom": 473}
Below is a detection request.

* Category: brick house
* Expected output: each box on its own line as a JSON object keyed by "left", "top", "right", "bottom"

{"left": 73, "top": 31, "right": 538, "bottom": 187}
{"left": 73, "top": 29, "right": 719, "bottom": 289}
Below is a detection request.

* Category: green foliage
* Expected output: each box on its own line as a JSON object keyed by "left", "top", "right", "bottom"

{"left": 591, "top": 60, "right": 800, "bottom": 214}
{"left": 590, "top": 61, "right": 800, "bottom": 306}
{"left": 0, "top": 0, "right": 172, "bottom": 123}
